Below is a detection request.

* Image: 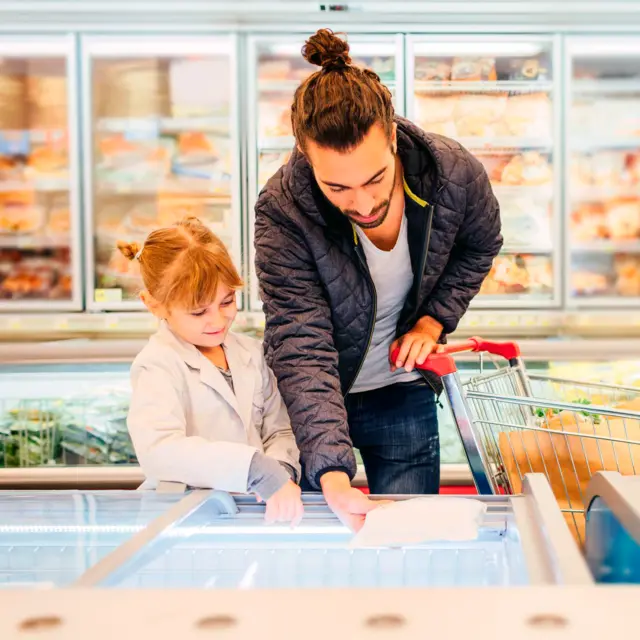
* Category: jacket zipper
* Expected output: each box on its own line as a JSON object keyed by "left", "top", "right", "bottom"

{"left": 414, "top": 203, "right": 435, "bottom": 310}
{"left": 411, "top": 202, "right": 440, "bottom": 400}
{"left": 344, "top": 225, "right": 377, "bottom": 397}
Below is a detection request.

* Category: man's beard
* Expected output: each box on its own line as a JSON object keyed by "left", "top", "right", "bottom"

{"left": 342, "top": 162, "right": 397, "bottom": 230}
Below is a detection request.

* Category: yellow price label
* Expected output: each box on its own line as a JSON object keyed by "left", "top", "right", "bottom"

{"left": 95, "top": 288, "right": 123, "bottom": 304}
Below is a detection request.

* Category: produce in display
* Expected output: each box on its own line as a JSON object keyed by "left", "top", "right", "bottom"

{"left": 499, "top": 151, "right": 553, "bottom": 186}
{"left": 0, "top": 388, "right": 137, "bottom": 469}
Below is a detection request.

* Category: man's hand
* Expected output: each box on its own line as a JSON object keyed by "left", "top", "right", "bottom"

{"left": 390, "top": 316, "right": 443, "bottom": 373}
{"left": 320, "top": 471, "right": 388, "bottom": 532}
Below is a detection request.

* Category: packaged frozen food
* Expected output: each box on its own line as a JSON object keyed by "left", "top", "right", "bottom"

{"left": 499, "top": 197, "right": 552, "bottom": 250}
{"left": 259, "top": 98, "right": 293, "bottom": 138}
{"left": 571, "top": 202, "right": 607, "bottom": 241}
{"left": 0, "top": 192, "right": 45, "bottom": 234}
{"left": 614, "top": 255, "right": 640, "bottom": 297}
{"left": 0, "top": 73, "right": 26, "bottom": 130}
{"left": 451, "top": 57, "right": 496, "bottom": 82}
{"left": 605, "top": 198, "right": 640, "bottom": 240}
{"left": 27, "top": 74, "right": 67, "bottom": 129}
{"left": 414, "top": 58, "right": 452, "bottom": 82}
{"left": 47, "top": 205, "right": 71, "bottom": 235}
{"left": 259, "top": 59, "right": 294, "bottom": 81}
{"left": 169, "top": 57, "right": 229, "bottom": 119}
{"left": 477, "top": 154, "right": 512, "bottom": 183}
{"left": 502, "top": 92, "right": 552, "bottom": 138}
{"left": 506, "top": 57, "right": 549, "bottom": 82}
{"left": 480, "top": 254, "right": 552, "bottom": 296}
{"left": 258, "top": 151, "right": 291, "bottom": 188}
{"left": 0, "top": 260, "right": 55, "bottom": 299}
{"left": 95, "top": 59, "right": 171, "bottom": 119}
{"left": 414, "top": 94, "right": 457, "bottom": 123}
{"left": 453, "top": 93, "right": 507, "bottom": 137}
{"left": 26, "top": 145, "right": 69, "bottom": 180}
{"left": 500, "top": 152, "right": 552, "bottom": 186}
{"left": 571, "top": 270, "right": 610, "bottom": 297}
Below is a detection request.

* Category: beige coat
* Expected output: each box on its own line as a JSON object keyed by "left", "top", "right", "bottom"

{"left": 128, "top": 321, "right": 301, "bottom": 492}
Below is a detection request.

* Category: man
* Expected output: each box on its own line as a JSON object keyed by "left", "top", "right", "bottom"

{"left": 254, "top": 29, "right": 502, "bottom": 530}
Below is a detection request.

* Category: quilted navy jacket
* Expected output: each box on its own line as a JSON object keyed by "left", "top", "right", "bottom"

{"left": 254, "top": 116, "right": 502, "bottom": 488}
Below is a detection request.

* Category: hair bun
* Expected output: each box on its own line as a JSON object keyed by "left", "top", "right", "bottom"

{"left": 302, "top": 28, "right": 351, "bottom": 71}
{"left": 116, "top": 240, "right": 141, "bottom": 261}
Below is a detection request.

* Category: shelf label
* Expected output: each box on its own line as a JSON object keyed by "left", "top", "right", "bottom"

{"left": 95, "top": 288, "right": 123, "bottom": 304}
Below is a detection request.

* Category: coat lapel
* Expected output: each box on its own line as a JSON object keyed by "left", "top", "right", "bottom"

{"left": 154, "top": 321, "right": 245, "bottom": 423}
{"left": 224, "top": 333, "right": 256, "bottom": 436}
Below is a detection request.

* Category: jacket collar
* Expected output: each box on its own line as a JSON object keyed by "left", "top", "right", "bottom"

{"left": 152, "top": 321, "right": 255, "bottom": 433}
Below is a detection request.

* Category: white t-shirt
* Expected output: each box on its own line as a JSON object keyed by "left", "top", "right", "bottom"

{"left": 351, "top": 213, "right": 421, "bottom": 393}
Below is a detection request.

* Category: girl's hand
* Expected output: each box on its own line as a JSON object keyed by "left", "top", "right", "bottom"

{"left": 261, "top": 480, "right": 304, "bottom": 527}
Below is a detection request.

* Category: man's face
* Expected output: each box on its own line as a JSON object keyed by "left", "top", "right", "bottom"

{"left": 305, "top": 123, "right": 397, "bottom": 230}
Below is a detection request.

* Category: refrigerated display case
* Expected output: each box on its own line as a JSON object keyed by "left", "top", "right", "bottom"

{"left": 0, "top": 476, "right": 593, "bottom": 589}
{"left": 406, "top": 36, "right": 560, "bottom": 308}
{"left": 247, "top": 34, "right": 404, "bottom": 311}
{"left": 81, "top": 35, "right": 242, "bottom": 311}
{"left": 566, "top": 38, "right": 640, "bottom": 307}
{"left": 0, "top": 36, "right": 81, "bottom": 311}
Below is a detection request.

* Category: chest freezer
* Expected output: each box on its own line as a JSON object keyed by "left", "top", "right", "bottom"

{"left": 585, "top": 471, "right": 640, "bottom": 584}
{"left": 0, "top": 474, "right": 592, "bottom": 590}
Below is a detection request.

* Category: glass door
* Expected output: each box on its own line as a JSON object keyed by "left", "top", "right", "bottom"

{"left": 0, "top": 36, "right": 80, "bottom": 311}
{"left": 247, "top": 34, "right": 404, "bottom": 311}
{"left": 407, "top": 36, "right": 559, "bottom": 308}
{"left": 566, "top": 38, "right": 640, "bottom": 307}
{"left": 82, "top": 36, "right": 241, "bottom": 311}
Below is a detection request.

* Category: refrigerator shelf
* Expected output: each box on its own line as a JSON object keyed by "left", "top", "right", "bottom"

{"left": 459, "top": 137, "right": 554, "bottom": 151}
{"left": 259, "top": 79, "right": 396, "bottom": 93}
{"left": 571, "top": 241, "right": 640, "bottom": 254}
{"left": 0, "top": 181, "right": 69, "bottom": 194}
{"left": 573, "top": 80, "right": 640, "bottom": 94}
{"left": 571, "top": 138, "right": 640, "bottom": 152}
{"left": 414, "top": 80, "right": 553, "bottom": 93}
{"left": 0, "top": 234, "right": 70, "bottom": 250}
{"left": 95, "top": 116, "right": 230, "bottom": 134}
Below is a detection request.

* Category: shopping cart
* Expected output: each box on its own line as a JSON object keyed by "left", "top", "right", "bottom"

{"left": 405, "top": 338, "right": 640, "bottom": 544}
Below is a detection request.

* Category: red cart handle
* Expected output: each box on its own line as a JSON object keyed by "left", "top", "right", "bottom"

{"left": 390, "top": 337, "right": 520, "bottom": 377}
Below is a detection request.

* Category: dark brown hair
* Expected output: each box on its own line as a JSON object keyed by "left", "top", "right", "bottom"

{"left": 291, "top": 29, "right": 395, "bottom": 152}
{"left": 117, "top": 217, "right": 242, "bottom": 311}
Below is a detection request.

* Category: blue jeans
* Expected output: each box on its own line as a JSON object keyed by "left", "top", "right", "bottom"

{"left": 347, "top": 380, "right": 440, "bottom": 495}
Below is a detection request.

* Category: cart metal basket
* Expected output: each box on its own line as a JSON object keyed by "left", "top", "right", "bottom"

{"left": 413, "top": 338, "right": 640, "bottom": 543}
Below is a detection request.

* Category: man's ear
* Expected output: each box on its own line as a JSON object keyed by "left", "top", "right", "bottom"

{"left": 391, "top": 122, "right": 398, "bottom": 154}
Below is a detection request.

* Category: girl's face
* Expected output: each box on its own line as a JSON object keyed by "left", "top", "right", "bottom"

{"left": 147, "top": 285, "right": 238, "bottom": 350}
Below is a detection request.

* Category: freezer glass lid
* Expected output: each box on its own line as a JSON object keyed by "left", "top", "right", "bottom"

{"left": 95, "top": 495, "right": 529, "bottom": 589}
{"left": 0, "top": 491, "right": 183, "bottom": 588}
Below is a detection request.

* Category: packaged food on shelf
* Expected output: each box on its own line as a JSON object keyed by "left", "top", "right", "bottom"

{"left": 614, "top": 254, "right": 640, "bottom": 297}
{"left": 451, "top": 57, "right": 497, "bottom": 82}
{"left": 498, "top": 151, "right": 553, "bottom": 186}
{"left": 26, "top": 72, "right": 67, "bottom": 130}
{"left": 258, "top": 97, "right": 293, "bottom": 138}
{"left": 0, "top": 192, "right": 45, "bottom": 234}
{"left": 414, "top": 94, "right": 458, "bottom": 136}
{"left": 414, "top": 58, "right": 452, "bottom": 82}
{"left": 95, "top": 133, "right": 173, "bottom": 190}
{"left": 571, "top": 202, "right": 607, "bottom": 241}
{"left": 501, "top": 92, "right": 552, "bottom": 138}
{"left": 572, "top": 97, "right": 640, "bottom": 137}
{"left": 571, "top": 151, "right": 640, "bottom": 189}
{"left": 353, "top": 56, "right": 395, "bottom": 82}
{"left": 94, "top": 59, "right": 171, "bottom": 119}
{"left": 259, "top": 59, "right": 294, "bottom": 81}
{"left": 169, "top": 57, "right": 229, "bottom": 119}
{"left": 480, "top": 254, "right": 553, "bottom": 297}
{"left": 47, "top": 200, "right": 71, "bottom": 235}
{"left": 499, "top": 196, "right": 552, "bottom": 250}
{"left": 0, "top": 255, "right": 55, "bottom": 299}
{"left": 506, "top": 57, "right": 549, "bottom": 82}
{"left": 0, "top": 72, "right": 26, "bottom": 130}
{"left": 452, "top": 93, "right": 508, "bottom": 137}
{"left": 606, "top": 198, "right": 640, "bottom": 240}
{"left": 25, "top": 144, "right": 69, "bottom": 182}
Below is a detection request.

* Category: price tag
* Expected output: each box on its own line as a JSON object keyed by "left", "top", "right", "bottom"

{"left": 55, "top": 318, "right": 69, "bottom": 330}
{"left": 95, "top": 288, "right": 123, "bottom": 304}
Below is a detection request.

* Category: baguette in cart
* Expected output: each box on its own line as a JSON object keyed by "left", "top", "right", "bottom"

{"left": 402, "top": 337, "right": 640, "bottom": 543}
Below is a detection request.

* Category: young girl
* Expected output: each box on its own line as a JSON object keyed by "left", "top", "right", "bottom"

{"left": 118, "top": 217, "right": 303, "bottom": 526}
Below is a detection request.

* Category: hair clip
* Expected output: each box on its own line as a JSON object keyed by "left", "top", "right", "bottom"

{"left": 135, "top": 245, "right": 144, "bottom": 260}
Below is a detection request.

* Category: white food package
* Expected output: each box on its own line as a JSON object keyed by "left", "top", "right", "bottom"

{"left": 350, "top": 497, "right": 487, "bottom": 549}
